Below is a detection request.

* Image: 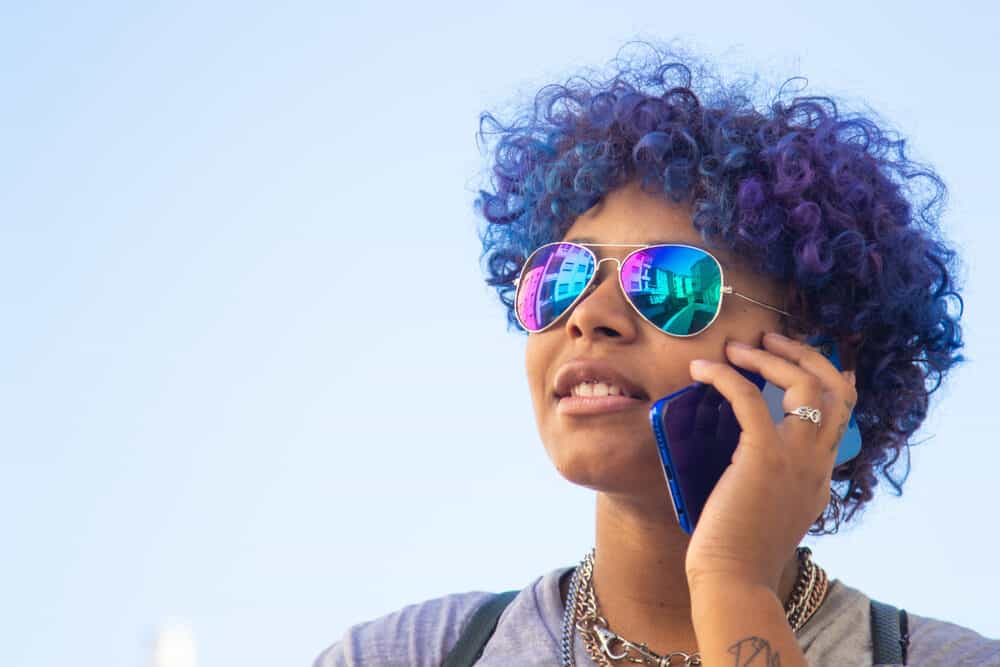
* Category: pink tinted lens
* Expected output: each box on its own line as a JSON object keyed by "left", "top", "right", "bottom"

{"left": 515, "top": 243, "right": 595, "bottom": 331}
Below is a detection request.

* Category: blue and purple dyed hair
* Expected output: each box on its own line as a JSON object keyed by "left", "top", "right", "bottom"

{"left": 472, "top": 43, "right": 965, "bottom": 534}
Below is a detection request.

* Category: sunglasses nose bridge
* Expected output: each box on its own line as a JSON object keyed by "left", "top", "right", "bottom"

{"left": 583, "top": 256, "right": 624, "bottom": 294}
{"left": 573, "top": 255, "right": 632, "bottom": 312}
{"left": 594, "top": 255, "right": 623, "bottom": 273}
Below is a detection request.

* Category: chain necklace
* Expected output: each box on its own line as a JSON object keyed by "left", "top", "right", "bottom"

{"left": 560, "top": 547, "right": 828, "bottom": 667}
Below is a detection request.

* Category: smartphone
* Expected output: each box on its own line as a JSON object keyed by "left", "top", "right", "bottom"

{"left": 648, "top": 337, "right": 861, "bottom": 534}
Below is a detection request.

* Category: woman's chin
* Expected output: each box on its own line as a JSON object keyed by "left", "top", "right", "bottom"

{"left": 543, "top": 436, "right": 665, "bottom": 495}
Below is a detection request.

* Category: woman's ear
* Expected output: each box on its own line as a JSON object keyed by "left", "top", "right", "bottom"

{"left": 780, "top": 326, "right": 859, "bottom": 373}
{"left": 836, "top": 334, "right": 862, "bottom": 372}
{"left": 776, "top": 285, "right": 861, "bottom": 371}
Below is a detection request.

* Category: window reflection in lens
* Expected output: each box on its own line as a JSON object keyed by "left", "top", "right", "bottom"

{"left": 621, "top": 247, "right": 721, "bottom": 335}
{"left": 517, "top": 243, "right": 595, "bottom": 331}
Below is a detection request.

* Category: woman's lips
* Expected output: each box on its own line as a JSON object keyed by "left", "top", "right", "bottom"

{"left": 556, "top": 394, "right": 648, "bottom": 415}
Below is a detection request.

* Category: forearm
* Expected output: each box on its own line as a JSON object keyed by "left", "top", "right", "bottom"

{"left": 690, "top": 579, "right": 808, "bottom": 667}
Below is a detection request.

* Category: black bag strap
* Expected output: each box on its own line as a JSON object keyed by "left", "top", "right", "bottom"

{"left": 871, "top": 599, "right": 910, "bottom": 665}
{"left": 441, "top": 590, "right": 518, "bottom": 667}
{"left": 444, "top": 591, "right": 912, "bottom": 666}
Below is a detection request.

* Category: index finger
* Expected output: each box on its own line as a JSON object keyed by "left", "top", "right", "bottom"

{"left": 688, "top": 359, "right": 776, "bottom": 444}
{"left": 762, "top": 333, "right": 857, "bottom": 407}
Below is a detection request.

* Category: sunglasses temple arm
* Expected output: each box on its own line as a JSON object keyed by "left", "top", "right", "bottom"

{"left": 725, "top": 286, "right": 793, "bottom": 318}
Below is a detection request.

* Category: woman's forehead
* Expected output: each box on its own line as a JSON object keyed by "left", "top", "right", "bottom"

{"left": 554, "top": 182, "right": 761, "bottom": 272}
{"left": 560, "top": 182, "right": 702, "bottom": 244}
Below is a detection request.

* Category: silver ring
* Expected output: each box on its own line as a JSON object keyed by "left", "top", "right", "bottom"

{"left": 786, "top": 405, "right": 822, "bottom": 425}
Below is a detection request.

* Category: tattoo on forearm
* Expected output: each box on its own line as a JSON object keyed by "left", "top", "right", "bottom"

{"left": 728, "top": 636, "right": 781, "bottom": 666}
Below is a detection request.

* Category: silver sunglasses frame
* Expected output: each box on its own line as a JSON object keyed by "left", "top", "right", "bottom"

{"left": 512, "top": 242, "right": 791, "bottom": 337}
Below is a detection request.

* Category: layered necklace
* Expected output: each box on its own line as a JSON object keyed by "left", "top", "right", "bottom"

{"left": 560, "top": 546, "right": 828, "bottom": 667}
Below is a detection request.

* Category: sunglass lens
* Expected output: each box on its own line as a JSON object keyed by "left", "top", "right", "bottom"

{"left": 515, "top": 243, "right": 595, "bottom": 331}
{"left": 620, "top": 246, "right": 722, "bottom": 336}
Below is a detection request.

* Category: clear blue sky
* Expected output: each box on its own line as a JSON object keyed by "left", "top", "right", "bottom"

{"left": 2, "top": 2, "right": 998, "bottom": 665}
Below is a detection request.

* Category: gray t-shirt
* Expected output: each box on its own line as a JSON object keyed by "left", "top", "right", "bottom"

{"left": 314, "top": 566, "right": 1000, "bottom": 666}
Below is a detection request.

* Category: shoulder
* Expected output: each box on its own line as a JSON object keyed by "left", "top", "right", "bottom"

{"left": 907, "top": 611, "right": 1000, "bottom": 666}
{"left": 311, "top": 567, "right": 571, "bottom": 667}
{"left": 801, "top": 578, "right": 1000, "bottom": 666}
{"left": 797, "top": 578, "right": 873, "bottom": 663}
{"left": 311, "top": 589, "right": 494, "bottom": 667}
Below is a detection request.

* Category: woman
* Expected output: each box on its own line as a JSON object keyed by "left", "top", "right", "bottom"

{"left": 315, "top": 45, "right": 999, "bottom": 665}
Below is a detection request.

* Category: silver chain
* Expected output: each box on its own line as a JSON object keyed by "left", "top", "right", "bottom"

{"left": 561, "top": 564, "right": 582, "bottom": 665}
{"left": 560, "top": 547, "right": 826, "bottom": 667}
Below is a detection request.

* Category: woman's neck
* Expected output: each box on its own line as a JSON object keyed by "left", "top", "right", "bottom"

{"left": 562, "top": 491, "right": 802, "bottom": 657}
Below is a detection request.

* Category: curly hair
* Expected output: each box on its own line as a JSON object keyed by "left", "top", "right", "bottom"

{"left": 472, "top": 42, "right": 965, "bottom": 534}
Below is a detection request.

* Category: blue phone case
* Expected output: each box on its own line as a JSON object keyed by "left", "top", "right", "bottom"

{"left": 648, "top": 336, "right": 861, "bottom": 534}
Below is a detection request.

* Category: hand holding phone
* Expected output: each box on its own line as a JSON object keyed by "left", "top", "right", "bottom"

{"left": 649, "top": 336, "right": 860, "bottom": 535}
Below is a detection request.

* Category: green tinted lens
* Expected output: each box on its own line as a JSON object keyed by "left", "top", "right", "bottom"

{"left": 619, "top": 245, "right": 722, "bottom": 336}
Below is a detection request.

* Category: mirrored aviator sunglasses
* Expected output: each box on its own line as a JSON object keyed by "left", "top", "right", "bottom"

{"left": 512, "top": 242, "right": 791, "bottom": 337}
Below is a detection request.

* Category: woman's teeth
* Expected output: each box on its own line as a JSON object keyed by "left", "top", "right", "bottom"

{"left": 570, "top": 381, "right": 626, "bottom": 397}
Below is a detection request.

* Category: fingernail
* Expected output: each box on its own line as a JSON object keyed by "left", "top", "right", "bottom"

{"left": 690, "top": 359, "right": 710, "bottom": 375}
{"left": 766, "top": 332, "right": 790, "bottom": 342}
{"left": 727, "top": 340, "right": 751, "bottom": 350}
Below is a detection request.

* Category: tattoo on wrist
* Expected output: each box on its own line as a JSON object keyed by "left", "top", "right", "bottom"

{"left": 728, "top": 636, "right": 781, "bottom": 666}
{"left": 833, "top": 421, "right": 847, "bottom": 450}
{"left": 830, "top": 399, "right": 853, "bottom": 453}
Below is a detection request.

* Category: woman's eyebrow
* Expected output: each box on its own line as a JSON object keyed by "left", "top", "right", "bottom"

{"left": 565, "top": 237, "right": 734, "bottom": 268}
{"left": 566, "top": 237, "right": 690, "bottom": 246}
{"left": 565, "top": 236, "right": 704, "bottom": 245}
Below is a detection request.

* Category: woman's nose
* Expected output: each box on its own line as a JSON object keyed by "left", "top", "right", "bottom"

{"left": 562, "top": 260, "right": 640, "bottom": 341}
